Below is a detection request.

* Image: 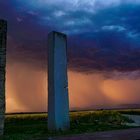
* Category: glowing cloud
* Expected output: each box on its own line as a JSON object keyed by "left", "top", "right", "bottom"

{"left": 6, "top": 63, "right": 140, "bottom": 112}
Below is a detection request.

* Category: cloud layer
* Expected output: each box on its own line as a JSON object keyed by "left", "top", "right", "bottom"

{"left": 0, "top": 1, "right": 140, "bottom": 112}
{"left": 0, "top": 1, "right": 139, "bottom": 73}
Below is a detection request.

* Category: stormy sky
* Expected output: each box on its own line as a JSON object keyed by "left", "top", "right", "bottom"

{"left": 0, "top": 0, "right": 140, "bottom": 112}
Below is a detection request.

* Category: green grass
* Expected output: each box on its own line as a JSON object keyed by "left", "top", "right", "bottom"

{"left": 0, "top": 110, "right": 135, "bottom": 140}
{"left": 118, "top": 109, "right": 140, "bottom": 115}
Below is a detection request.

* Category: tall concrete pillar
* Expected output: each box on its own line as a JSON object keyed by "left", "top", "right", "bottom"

{"left": 0, "top": 20, "right": 7, "bottom": 135}
{"left": 48, "top": 31, "right": 70, "bottom": 131}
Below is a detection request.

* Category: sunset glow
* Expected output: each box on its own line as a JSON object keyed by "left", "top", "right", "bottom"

{"left": 5, "top": 63, "right": 140, "bottom": 112}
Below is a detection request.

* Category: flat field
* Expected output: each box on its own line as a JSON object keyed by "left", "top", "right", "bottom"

{"left": 0, "top": 110, "right": 139, "bottom": 140}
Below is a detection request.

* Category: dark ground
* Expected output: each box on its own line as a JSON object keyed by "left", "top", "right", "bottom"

{"left": 1, "top": 111, "right": 140, "bottom": 140}
{"left": 35, "top": 128, "right": 140, "bottom": 140}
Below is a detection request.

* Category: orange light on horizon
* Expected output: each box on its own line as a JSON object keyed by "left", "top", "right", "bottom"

{"left": 5, "top": 63, "right": 140, "bottom": 113}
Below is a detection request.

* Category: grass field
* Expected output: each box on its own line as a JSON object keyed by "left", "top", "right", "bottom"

{"left": 118, "top": 109, "right": 140, "bottom": 115}
{"left": 0, "top": 110, "right": 139, "bottom": 140}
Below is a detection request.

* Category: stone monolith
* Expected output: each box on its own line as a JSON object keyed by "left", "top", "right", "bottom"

{"left": 0, "top": 20, "right": 7, "bottom": 135}
{"left": 48, "top": 31, "right": 70, "bottom": 131}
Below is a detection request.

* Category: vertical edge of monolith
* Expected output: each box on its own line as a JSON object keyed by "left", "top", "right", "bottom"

{"left": 0, "top": 19, "right": 7, "bottom": 135}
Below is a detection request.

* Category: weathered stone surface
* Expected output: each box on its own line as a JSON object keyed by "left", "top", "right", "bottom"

{"left": 0, "top": 19, "right": 7, "bottom": 135}
{"left": 48, "top": 31, "right": 70, "bottom": 131}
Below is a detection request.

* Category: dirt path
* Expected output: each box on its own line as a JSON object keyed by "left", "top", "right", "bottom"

{"left": 35, "top": 115, "right": 140, "bottom": 140}
{"left": 123, "top": 114, "right": 140, "bottom": 126}
{"left": 36, "top": 128, "right": 140, "bottom": 140}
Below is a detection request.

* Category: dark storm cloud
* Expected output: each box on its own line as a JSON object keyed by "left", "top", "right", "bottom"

{"left": 0, "top": 0, "right": 49, "bottom": 70}
{"left": 0, "top": 1, "right": 140, "bottom": 73}
{"left": 66, "top": 4, "right": 140, "bottom": 73}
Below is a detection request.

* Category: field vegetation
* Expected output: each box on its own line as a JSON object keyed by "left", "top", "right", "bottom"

{"left": 0, "top": 110, "right": 138, "bottom": 140}
{"left": 118, "top": 109, "right": 140, "bottom": 115}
